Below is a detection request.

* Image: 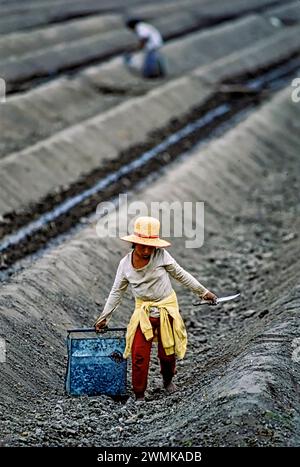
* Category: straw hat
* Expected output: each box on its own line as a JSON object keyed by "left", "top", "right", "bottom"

{"left": 121, "top": 216, "right": 171, "bottom": 247}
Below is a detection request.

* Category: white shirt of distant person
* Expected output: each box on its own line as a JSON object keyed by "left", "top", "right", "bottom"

{"left": 291, "top": 78, "right": 300, "bottom": 103}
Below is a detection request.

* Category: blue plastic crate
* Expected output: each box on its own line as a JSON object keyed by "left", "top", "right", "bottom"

{"left": 65, "top": 328, "right": 127, "bottom": 397}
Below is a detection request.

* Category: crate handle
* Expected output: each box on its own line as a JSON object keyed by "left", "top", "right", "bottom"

{"left": 67, "top": 327, "right": 126, "bottom": 335}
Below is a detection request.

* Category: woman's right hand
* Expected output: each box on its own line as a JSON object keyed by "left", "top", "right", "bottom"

{"left": 95, "top": 319, "right": 107, "bottom": 333}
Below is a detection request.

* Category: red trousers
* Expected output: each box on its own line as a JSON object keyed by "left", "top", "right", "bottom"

{"left": 131, "top": 316, "right": 176, "bottom": 398}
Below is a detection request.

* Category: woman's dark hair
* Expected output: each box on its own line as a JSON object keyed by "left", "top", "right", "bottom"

{"left": 126, "top": 17, "right": 141, "bottom": 30}
{"left": 131, "top": 243, "right": 158, "bottom": 250}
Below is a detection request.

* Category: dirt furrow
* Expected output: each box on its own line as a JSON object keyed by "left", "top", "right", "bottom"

{"left": 0, "top": 86, "right": 299, "bottom": 446}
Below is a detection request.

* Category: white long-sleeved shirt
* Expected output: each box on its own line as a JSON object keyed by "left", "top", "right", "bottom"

{"left": 96, "top": 248, "right": 208, "bottom": 323}
{"left": 135, "top": 22, "right": 163, "bottom": 51}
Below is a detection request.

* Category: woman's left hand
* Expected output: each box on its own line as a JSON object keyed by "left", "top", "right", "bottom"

{"left": 202, "top": 290, "right": 218, "bottom": 304}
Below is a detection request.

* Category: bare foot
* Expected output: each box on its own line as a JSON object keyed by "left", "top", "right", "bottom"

{"left": 135, "top": 396, "right": 145, "bottom": 402}
{"left": 164, "top": 381, "right": 177, "bottom": 394}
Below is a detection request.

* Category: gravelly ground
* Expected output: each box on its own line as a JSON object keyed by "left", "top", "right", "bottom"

{"left": 1, "top": 0, "right": 300, "bottom": 448}
{"left": 0, "top": 88, "right": 299, "bottom": 447}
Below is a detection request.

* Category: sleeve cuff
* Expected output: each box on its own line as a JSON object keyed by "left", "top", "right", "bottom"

{"left": 201, "top": 289, "right": 209, "bottom": 297}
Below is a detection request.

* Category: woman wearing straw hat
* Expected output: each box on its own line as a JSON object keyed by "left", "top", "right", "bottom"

{"left": 95, "top": 216, "right": 217, "bottom": 401}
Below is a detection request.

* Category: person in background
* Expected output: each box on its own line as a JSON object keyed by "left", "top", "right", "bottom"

{"left": 124, "top": 18, "right": 167, "bottom": 78}
{"left": 94, "top": 216, "right": 217, "bottom": 402}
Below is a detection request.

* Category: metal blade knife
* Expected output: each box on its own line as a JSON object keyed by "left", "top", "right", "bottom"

{"left": 193, "top": 293, "right": 240, "bottom": 306}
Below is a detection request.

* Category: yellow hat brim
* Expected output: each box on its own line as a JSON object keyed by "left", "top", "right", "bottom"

{"left": 120, "top": 234, "right": 171, "bottom": 248}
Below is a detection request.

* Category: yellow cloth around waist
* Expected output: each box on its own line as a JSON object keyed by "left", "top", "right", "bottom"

{"left": 123, "top": 290, "right": 187, "bottom": 359}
